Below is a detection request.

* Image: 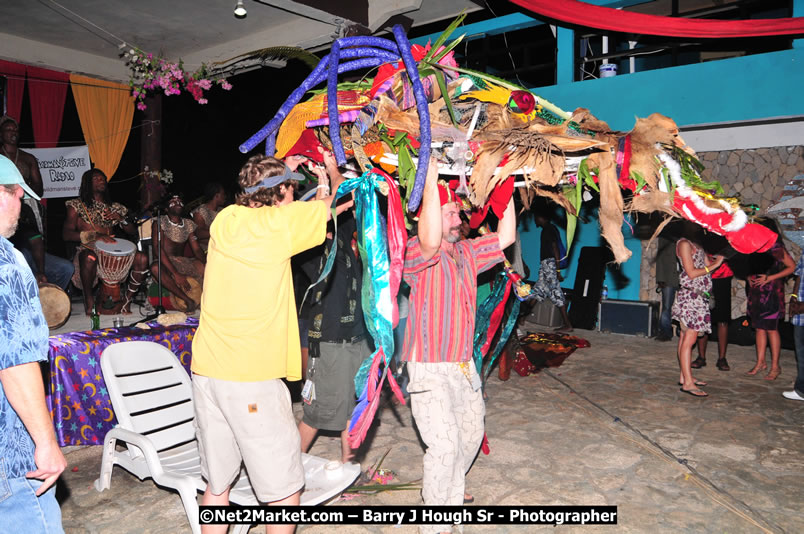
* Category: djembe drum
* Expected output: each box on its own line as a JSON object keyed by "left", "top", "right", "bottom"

{"left": 95, "top": 238, "right": 136, "bottom": 314}
{"left": 38, "top": 283, "right": 71, "bottom": 329}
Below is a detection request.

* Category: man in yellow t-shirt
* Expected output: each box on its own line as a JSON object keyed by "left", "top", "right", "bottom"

{"left": 192, "top": 152, "right": 349, "bottom": 534}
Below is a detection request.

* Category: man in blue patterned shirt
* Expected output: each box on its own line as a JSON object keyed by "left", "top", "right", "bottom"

{"left": 0, "top": 155, "right": 66, "bottom": 532}
{"left": 783, "top": 250, "right": 804, "bottom": 402}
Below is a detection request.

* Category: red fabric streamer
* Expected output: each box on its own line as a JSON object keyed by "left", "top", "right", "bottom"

{"left": 27, "top": 66, "right": 69, "bottom": 149}
{"left": 469, "top": 176, "right": 515, "bottom": 228}
{"left": 509, "top": 0, "right": 804, "bottom": 38}
{"left": 0, "top": 60, "right": 27, "bottom": 122}
{"left": 672, "top": 194, "right": 776, "bottom": 253}
{"left": 480, "top": 279, "right": 513, "bottom": 356}
{"left": 481, "top": 433, "right": 490, "bottom": 455}
{"left": 381, "top": 168, "right": 407, "bottom": 328}
{"left": 616, "top": 135, "right": 636, "bottom": 191}
{"left": 348, "top": 349, "right": 406, "bottom": 449}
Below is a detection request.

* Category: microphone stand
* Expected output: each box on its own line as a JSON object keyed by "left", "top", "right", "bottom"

{"left": 131, "top": 204, "right": 166, "bottom": 325}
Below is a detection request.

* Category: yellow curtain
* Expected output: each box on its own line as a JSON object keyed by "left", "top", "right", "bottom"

{"left": 69, "top": 74, "right": 134, "bottom": 180}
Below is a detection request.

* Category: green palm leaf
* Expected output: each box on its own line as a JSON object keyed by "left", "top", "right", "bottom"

{"left": 423, "top": 12, "right": 468, "bottom": 62}
{"left": 212, "top": 46, "right": 320, "bottom": 70}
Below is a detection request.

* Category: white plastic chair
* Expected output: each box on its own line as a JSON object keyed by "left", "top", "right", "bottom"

{"left": 95, "top": 340, "right": 360, "bottom": 534}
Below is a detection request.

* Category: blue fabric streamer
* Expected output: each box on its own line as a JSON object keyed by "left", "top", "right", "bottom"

{"left": 484, "top": 297, "right": 521, "bottom": 381}
{"left": 472, "top": 272, "right": 510, "bottom": 373}
{"left": 305, "top": 169, "right": 395, "bottom": 398}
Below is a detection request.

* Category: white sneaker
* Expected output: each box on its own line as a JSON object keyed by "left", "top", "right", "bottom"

{"left": 782, "top": 390, "right": 804, "bottom": 401}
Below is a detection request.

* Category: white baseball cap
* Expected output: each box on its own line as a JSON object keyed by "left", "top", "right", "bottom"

{"left": 0, "top": 155, "right": 40, "bottom": 200}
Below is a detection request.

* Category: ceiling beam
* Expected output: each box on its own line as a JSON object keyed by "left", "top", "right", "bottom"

{"left": 181, "top": 16, "right": 333, "bottom": 67}
{"left": 0, "top": 32, "right": 128, "bottom": 82}
{"left": 256, "top": 0, "right": 358, "bottom": 28}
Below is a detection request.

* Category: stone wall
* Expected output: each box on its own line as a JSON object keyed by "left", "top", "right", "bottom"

{"left": 639, "top": 145, "right": 803, "bottom": 319}
{"left": 697, "top": 146, "right": 804, "bottom": 213}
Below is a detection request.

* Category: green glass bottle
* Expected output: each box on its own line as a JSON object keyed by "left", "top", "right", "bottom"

{"left": 91, "top": 302, "right": 100, "bottom": 330}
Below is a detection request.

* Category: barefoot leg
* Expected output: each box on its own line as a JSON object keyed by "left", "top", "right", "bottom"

{"left": 748, "top": 329, "right": 768, "bottom": 374}
{"left": 766, "top": 329, "right": 782, "bottom": 380}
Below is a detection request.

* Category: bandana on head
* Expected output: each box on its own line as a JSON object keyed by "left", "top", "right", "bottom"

{"left": 243, "top": 165, "right": 305, "bottom": 194}
{"left": 414, "top": 179, "right": 459, "bottom": 218}
{"left": 437, "top": 180, "right": 456, "bottom": 207}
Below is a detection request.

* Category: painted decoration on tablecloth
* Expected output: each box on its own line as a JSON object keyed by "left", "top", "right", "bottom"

{"left": 46, "top": 319, "right": 197, "bottom": 446}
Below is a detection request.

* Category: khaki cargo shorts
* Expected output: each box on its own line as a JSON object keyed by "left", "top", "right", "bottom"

{"left": 193, "top": 374, "right": 304, "bottom": 502}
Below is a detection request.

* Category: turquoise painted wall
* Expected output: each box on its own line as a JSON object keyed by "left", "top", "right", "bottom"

{"left": 519, "top": 207, "right": 643, "bottom": 301}
{"left": 412, "top": 5, "right": 804, "bottom": 301}
{"left": 533, "top": 48, "right": 804, "bottom": 130}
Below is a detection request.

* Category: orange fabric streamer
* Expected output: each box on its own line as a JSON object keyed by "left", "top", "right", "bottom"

{"left": 69, "top": 75, "right": 134, "bottom": 179}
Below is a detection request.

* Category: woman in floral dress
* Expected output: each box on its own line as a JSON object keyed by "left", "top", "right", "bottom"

{"left": 672, "top": 231, "right": 723, "bottom": 397}
{"left": 745, "top": 223, "right": 795, "bottom": 380}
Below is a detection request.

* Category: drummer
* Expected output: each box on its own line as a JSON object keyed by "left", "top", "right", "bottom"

{"left": 62, "top": 168, "right": 148, "bottom": 315}
{"left": 149, "top": 193, "right": 205, "bottom": 312}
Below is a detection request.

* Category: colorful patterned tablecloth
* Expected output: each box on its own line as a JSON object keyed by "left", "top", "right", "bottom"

{"left": 46, "top": 319, "right": 198, "bottom": 446}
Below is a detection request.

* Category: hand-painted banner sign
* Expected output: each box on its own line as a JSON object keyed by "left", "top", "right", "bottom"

{"left": 27, "top": 145, "right": 91, "bottom": 198}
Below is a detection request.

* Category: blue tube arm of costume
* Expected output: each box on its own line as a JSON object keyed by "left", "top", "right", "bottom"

{"left": 327, "top": 40, "right": 345, "bottom": 166}
{"left": 325, "top": 46, "right": 400, "bottom": 165}
{"left": 338, "top": 48, "right": 400, "bottom": 63}
{"left": 266, "top": 56, "right": 392, "bottom": 157}
{"left": 239, "top": 54, "right": 332, "bottom": 153}
{"left": 265, "top": 130, "right": 277, "bottom": 157}
{"left": 310, "top": 57, "right": 395, "bottom": 90}
{"left": 240, "top": 48, "right": 399, "bottom": 153}
{"left": 338, "top": 36, "right": 399, "bottom": 52}
{"left": 392, "top": 24, "right": 431, "bottom": 213}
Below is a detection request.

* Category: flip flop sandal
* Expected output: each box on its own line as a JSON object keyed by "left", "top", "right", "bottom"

{"left": 678, "top": 380, "right": 707, "bottom": 387}
{"left": 680, "top": 387, "right": 708, "bottom": 397}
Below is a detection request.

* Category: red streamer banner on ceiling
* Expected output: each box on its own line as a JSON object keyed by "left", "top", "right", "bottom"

{"left": 509, "top": 0, "right": 804, "bottom": 38}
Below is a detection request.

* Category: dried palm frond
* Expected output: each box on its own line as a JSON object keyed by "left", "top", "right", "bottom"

{"left": 529, "top": 185, "right": 576, "bottom": 214}
{"left": 469, "top": 142, "right": 508, "bottom": 206}
{"left": 626, "top": 191, "right": 674, "bottom": 215}
{"left": 628, "top": 113, "right": 687, "bottom": 191}
{"left": 588, "top": 150, "right": 632, "bottom": 263}
{"left": 570, "top": 108, "right": 613, "bottom": 134}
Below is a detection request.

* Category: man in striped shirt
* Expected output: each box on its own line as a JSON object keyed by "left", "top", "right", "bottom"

{"left": 402, "top": 159, "right": 516, "bottom": 533}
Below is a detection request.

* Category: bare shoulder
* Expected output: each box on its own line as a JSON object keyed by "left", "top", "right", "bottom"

{"left": 19, "top": 149, "right": 38, "bottom": 164}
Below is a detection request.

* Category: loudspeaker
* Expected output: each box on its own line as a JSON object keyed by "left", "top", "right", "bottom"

{"left": 568, "top": 246, "right": 612, "bottom": 330}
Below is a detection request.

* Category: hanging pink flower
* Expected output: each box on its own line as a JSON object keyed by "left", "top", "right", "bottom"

{"left": 126, "top": 47, "right": 232, "bottom": 110}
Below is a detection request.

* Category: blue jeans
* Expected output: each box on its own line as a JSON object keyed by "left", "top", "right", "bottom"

{"left": 21, "top": 249, "right": 74, "bottom": 290}
{"left": 794, "top": 325, "right": 804, "bottom": 397}
{"left": 659, "top": 285, "right": 677, "bottom": 337}
{"left": 0, "top": 473, "right": 63, "bottom": 534}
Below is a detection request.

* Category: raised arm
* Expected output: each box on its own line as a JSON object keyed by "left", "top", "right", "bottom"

{"left": 321, "top": 148, "right": 346, "bottom": 193}
{"left": 497, "top": 196, "right": 516, "bottom": 251}
{"left": 417, "top": 158, "right": 442, "bottom": 261}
